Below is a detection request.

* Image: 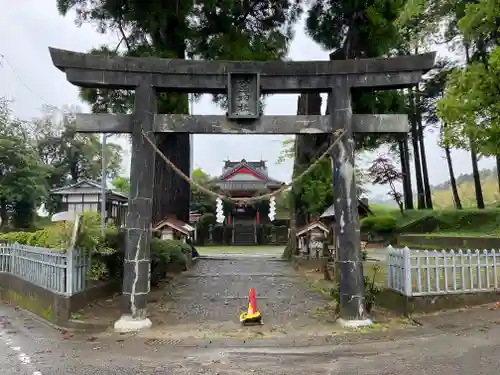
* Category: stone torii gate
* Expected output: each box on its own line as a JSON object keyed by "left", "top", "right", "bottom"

{"left": 49, "top": 48, "right": 435, "bottom": 332}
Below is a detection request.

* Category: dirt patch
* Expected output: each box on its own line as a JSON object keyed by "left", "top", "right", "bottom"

{"left": 298, "top": 265, "right": 416, "bottom": 333}
{"left": 74, "top": 277, "right": 180, "bottom": 328}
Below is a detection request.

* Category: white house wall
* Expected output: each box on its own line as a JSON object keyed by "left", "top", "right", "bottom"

{"left": 62, "top": 193, "right": 100, "bottom": 214}
{"left": 64, "top": 193, "right": 100, "bottom": 203}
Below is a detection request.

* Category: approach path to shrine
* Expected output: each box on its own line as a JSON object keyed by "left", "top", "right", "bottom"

{"left": 146, "top": 251, "right": 332, "bottom": 339}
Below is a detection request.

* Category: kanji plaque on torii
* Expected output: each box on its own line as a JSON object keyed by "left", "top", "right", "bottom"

{"left": 49, "top": 47, "right": 435, "bottom": 332}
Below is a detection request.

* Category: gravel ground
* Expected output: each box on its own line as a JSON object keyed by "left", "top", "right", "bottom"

{"left": 143, "top": 256, "right": 335, "bottom": 339}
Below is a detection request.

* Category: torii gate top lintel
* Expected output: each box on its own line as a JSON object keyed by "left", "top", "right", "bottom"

{"left": 48, "top": 47, "right": 436, "bottom": 94}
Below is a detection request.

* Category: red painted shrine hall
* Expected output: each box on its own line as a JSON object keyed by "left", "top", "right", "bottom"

{"left": 213, "top": 159, "right": 284, "bottom": 244}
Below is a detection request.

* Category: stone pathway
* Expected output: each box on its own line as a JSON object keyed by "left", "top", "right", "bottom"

{"left": 144, "top": 255, "right": 335, "bottom": 339}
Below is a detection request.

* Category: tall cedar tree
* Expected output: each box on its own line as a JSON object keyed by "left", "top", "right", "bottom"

{"left": 56, "top": 0, "right": 302, "bottom": 223}
{"left": 420, "top": 59, "right": 463, "bottom": 209}
{"left": 400, "top": 0, "right": 489, "bottom": 208}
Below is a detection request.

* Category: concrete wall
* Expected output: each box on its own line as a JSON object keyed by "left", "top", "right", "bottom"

{"left": 0, "top": 273, "right": 120, "bottom": 325}
{"left": 398, "top": 235, "right": 500, "bottom": 250}
{"left": 378, "top": 288, "right": 500, "bottom": 315}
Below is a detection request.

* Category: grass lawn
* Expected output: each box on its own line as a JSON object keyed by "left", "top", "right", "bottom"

{"left": 370, "top": 205, "right": 500, "bottom": 237}
{"left": 369, "top": 205, "right": 434, "bottom": 229}
{"left": 311, "top": 258, "right": 497, "bottom": 297}
{"left": 404, "top": 231, "right": 499, "bottom": 238}
{"left": 196, "top": 245, "right": 285, "bottom": 255}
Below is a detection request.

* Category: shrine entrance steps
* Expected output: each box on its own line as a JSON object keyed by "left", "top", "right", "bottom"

{"left": 232, "top": 224, "right": 256, "bottom": 245}
{"left": 147, "top": 253, "right": 332, "bottom": 338}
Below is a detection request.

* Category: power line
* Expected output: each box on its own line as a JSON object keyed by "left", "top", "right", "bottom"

{"left": 0, "top": 53, "right": 60, "bottom": 111}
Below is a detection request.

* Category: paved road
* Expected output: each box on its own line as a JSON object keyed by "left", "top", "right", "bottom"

{"left": 2, "top": 302, "right": 500, "bottom": 374}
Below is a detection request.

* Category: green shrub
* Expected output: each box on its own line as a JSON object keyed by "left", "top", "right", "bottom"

{"left": 167, "top": 239, "right": 192, "bottom": 254}
{"left": 361, "top": 215, "right": 397, "bottom": 234}
{"left": 371, "top": 216, "right": 398, "bottom": 234}
{"left": 329, "top": 264, "right": 382, "bottom": 313}
{"left": 199, "top": 213, "right": 216, "bottom": 227}
{"left": 0, "top": 231, "right": 32, "bottom": 245}
{"left": 2, "top": 218, "right": 190, "bottom": 286}
{"left": 360, "top": 217, "right": 375, "bottom": 232}
{"left": 150, "top": 238, "right": 188, "bottom": 286}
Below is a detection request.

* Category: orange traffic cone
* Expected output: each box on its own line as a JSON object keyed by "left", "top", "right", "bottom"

{"left": 239, "top": 287, "right": 262, "bottom": 325}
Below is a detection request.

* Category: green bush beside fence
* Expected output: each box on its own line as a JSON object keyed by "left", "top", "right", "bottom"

{"left": 0, "top": 212, "right": 192, "bottom": 287}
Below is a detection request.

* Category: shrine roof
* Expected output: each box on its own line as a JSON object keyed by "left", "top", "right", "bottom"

{"left": 320, "top": 199, "right": 372, "bottom": 219}
{"left": 154, "top": 215, "right": 195, "bottom": 235}
{"left": 217, "top": 159, "right": 283, "bottom": 185}
{"left": 50, "top": 179, "right": 128, "bottom": 200}
{"left": 296, "top": 221, "right": 329, "bottom": 237}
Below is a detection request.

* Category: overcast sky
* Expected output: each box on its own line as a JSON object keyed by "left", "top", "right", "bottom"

{"left": 0, "top": 0, "right": 495, "bottom": 200}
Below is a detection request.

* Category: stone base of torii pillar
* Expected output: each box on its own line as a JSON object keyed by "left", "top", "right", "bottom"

{"left": 114, "top": 315, "right": 152, "bottom": 333}
{"left": 337, "top": 318, "right": 373, "bottom": 328}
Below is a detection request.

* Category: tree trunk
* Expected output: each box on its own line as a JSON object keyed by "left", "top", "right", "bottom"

{"left": 13, "top": 200, "right": 35, "bottom": 229}
{"left": 402, "top": 136, "right": 414, "bottom": 209}
{"left": 283, "top": 93, "right": 323, "bottom": 259}
{"left": 496, "top": 154, "right": 500, "bottom": 196}
{"left": 398, "top": 139, "right": 409, "bottom": 206}
{"left": 461, "top": 41, "right": 484, "bottom": 209}
{"left": 152, "top": 134, "right": 191, "bottom": 224}
{"left": 282, "top": 201, "right": 297, "bottom": 259}
{"left": 0, "top": 198, "right": 7, "bottom": 231}
{"left": 398, "top": 138, "right": 413, "bottom": 210}
{"left": 444, "top": 144, "right": 462, "bottom": 209}
{"left": 397, "top": 201, "right": 405, "bottom": 216}
{"left": 293, "top": 93, "right": 324, "bottom": 228}
{"left": 409, "top": 89, "right": 426, "bottom": 209}
{"left": 414, "top": 81, "right": 432, "bottom": 208}
{"left": 151, "top": 28, "right": 191, "bottom": 225}
{"left": 417, "top": 109, "right": 433, "bottom": 209}
{"left": 470, "top": 139, "right": 485, "bottom": 209}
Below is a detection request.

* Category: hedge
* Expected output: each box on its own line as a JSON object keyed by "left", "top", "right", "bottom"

{"left": 0, "top": 212, "right": 193, "bottom": 286}
{"left": 360, "top": 215, "right": 398, "bottom": 235}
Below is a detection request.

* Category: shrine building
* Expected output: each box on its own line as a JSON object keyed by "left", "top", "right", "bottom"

{"left": 213, "top": 159, "right": 284, "bottom": 244}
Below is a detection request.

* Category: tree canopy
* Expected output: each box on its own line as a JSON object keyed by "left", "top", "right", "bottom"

{"left": 0, "top": 99, "right": 124, "bottom": 229}
{"left": 438, "top": 47, "right": 500, "bottom": 156}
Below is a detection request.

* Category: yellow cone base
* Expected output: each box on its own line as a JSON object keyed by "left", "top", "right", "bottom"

{"left": 239, "top": 311, "right": 263, "bottom": 325}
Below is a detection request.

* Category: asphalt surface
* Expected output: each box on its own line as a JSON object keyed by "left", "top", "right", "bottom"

{"left": 2, "top": 302, "right": 500, "bottom": 374}
{"left": 2, "top": 251, "right": 500, "bottom": 374}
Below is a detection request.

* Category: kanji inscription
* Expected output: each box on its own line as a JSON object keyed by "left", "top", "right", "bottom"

{"left": 227, "top": 72, "right": 260, "bottom": 119}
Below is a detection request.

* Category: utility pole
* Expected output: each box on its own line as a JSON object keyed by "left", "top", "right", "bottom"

{"left": 101, "top": 133, "right": 109, "bottom": 237}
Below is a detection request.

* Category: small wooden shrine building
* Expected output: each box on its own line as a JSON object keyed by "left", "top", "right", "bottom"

{"left": 320, "top": 198, "right": 372, "bottom": 251}
{"left": 154, "top": 216, "right": 195, "bottom": 242}
{"left": 295, "top": 221, "right": 330, "bottom": 258}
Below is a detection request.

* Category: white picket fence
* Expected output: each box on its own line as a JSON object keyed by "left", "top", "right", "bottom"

{"left": 387, "top": 246, "right": 500, "bottom": 296}
{"left": 0, "top": 243, "right": 90, "bottom": 296}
